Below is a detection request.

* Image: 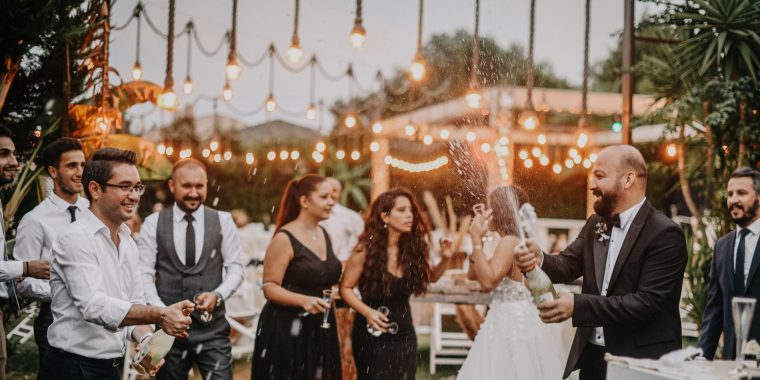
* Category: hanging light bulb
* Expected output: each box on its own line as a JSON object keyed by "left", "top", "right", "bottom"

{"left": 245, "top": 153, "right": 255, "bottom": 165}
{"left": 552, "top": 163, "right": 562, "bottom": 174}
{"left": 576, "top": 128, "right": 590, "bottom": 148}
{"left": 372, "top": 122, "right": 383, "bottom": 134}
{"left": 287, "top": 36, "right": 303, "bottom": 64}
{"left": 266, "top": 94, "right": 277, "bottom": 112}
{"left": 423, "top": 135, "right": 433, "bottom": 145}
{"left": 224, "top": 151, "right": 232, "bottom": 160}
{"left": 351, "top": 150, "right": 361, "bottom": 160}
{"left": 349, "top": 23, "right": 366, "bottom": 48}
{"left": 519, "top": 109, "right": 540, "bottom": 130}
{"left": 404, "top": 124, "right": 416, "bottom": 136}
{"left": 315, "top": 141, "right": 326, "bottom": 152}
{"left": 344, "top": 114, "right": 357, "bottom": 128}
{"left": 210, "top": 140, "right": 220, "bottom": 151}
{"left": 183, "top": 76, "right": 193, "bottom": 94}
{"left": 306, "top": 103, "right": 317, "bottom": 120}
{"left": 291, "top": 150, "right": 300, "bottom": 160}
{"left": 202, "top": 148, "right": 211, "bottom": 158}
{"left": 666, "top": 143, "right": 677, "bottom": 158}
{"left": 279, "top": 150, "right": 289, "bottom": 160}
{"left": 223, "top": 82, "right": 233, "bottom": 100}
{"left": 165, "top": 146, "right": 174, "bottom": 156}
{"left": 409, "top": 53, "right": 426, "bottom": 82}
{"left": 131, "top": 61, "right": 143, "bottom": 80}
{"left": 157, "top": 144, "right": 166, "bottom": 155}
{"left": 439, "top": 129, "right": 449, "bottom": 139}
{"left": 336, "top": 150, "right": 346, "bottom": 160}
{"left": 466, "top": 131, "right": 476, "bottom": 142}
{"left": 214, "top": 153, "right": 222, "bottom": 162}
{"left": 267, "top": 151, "right": 276, "bottom": 161}
{"left": 465, "top": 88, "right": 482, "bottom": 109}
{"left": 370, "top": 141, "right": 380, "bottom": 152}
{"left": 157, "top": 87, "right": 178, "bottom": 111}
{"left": 225, "top": 56, "right": 242, "bottom": 80}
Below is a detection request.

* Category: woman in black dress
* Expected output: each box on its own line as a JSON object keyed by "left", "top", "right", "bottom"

{"left": 252, "top": 174, "right": 342, "bottom": 379}
{"left": 340, "top": 188, "right": 453, "bottom": 379}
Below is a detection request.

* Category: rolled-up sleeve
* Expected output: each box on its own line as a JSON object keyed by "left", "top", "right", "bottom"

{"left": 52, "top": 232, "right": 131, "bottom": 331}
{"left": 0, "top": 260, "right": 23, "bottom": 282}
{"left": 14, "top": 216, "right": 51, "bottom": 301}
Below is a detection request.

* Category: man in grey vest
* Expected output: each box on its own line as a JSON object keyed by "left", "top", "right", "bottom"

{"left": 138, "top": 158, "right": 244, "bottom": 379}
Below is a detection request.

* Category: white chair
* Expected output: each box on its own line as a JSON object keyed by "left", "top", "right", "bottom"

{"left": 6, "top": 303, "right": 38, "bottom": 344}
{"left": 429, "top": 303, "right": 472, "bottom": 374}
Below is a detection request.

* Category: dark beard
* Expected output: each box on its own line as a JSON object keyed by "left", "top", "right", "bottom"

{"left": 730, "top": 198, "right": 759, "bottom": 227}
{"left": 177, "top": 196, "right": 203, "bottom": 213}
{"left": 593, "top": 188, "right": 620, "bottom": 219}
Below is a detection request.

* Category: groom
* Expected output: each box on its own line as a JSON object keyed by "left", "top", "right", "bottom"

{"left": 516, "top": 145, "right": 687, "bottom": 380}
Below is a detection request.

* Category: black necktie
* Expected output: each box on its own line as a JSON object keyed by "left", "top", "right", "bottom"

{"left": 67, "top": 205, "right": 77, "bottom": 223}
{"left": 735, "top": 229, "right": 751, "bottom": 295}
{"left": 184, "top": 213, "right": 196, "bottom": 267}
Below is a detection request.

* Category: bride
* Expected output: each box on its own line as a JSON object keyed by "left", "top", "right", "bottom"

{"left": 457, "top": 185, "right": 566, "bottom": 380}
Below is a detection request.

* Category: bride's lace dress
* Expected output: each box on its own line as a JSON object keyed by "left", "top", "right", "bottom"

{"left": 457, "top": 249, "right": 567, "bottom": 379}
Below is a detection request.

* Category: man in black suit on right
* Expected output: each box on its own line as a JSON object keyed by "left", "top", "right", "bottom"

{"left": 516, "top": 144, "right": 688, "bottom": 380}
{"left": 699, "top": 167, "right": 760, "bottom": 360}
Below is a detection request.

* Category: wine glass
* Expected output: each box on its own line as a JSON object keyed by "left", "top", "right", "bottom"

{"left": 320, "top": 289, "right": 334, "bottom": 329}
{"left": 387, "top": 322, "right": 399, "bottom": 335}
{"left": 731, "top": 297, "right": 757, "bottom": 377}
{"left": 367, "top": 306, "right": 390, "bottom": 336}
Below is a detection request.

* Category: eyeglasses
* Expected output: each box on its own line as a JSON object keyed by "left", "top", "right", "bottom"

{"left": 102, "top": 182, "right": 146, "bottom": 195}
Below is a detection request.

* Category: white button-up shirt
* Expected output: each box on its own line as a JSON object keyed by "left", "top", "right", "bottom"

{"left": 137, "top": 204, "right": 244, "bottom": 307}
{"left": 321, "top": 203, "right": 364, "bottom": 261}
{"left": 733, "top": 218, "right": 760, "bottom": 285}
{"left": 0, "top": 203, "right": 23, "bottom": 299}
{"left": 48, "top": 209, "right": 145, "bottom": 359}
{"left": 14, "top": 192, "right": 88, "bottom": 301}
{"left": 590, "top": 197, "right": 646, "bottom": 346}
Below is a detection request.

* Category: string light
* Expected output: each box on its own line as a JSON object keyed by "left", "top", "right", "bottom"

{"left": 288, "top": 0, "right": 303, "bottom": 64}
{"left": 552, "top": 163, "right": 562, "bottom": 174}
{"left": 350, "top": 150, "right": 360, "bottom": 160}
{"left": 345, "top": 114, "right": 357, "bottom": 128}
{"left": 223, "top": 82, "right": 233, "bottom": 100}
{"left": 279, "top": 150, "right": 288, "bottom": 160}
{"left": 370, "top": 141, "right": 380, "bottom": 152}
{"left": 132, "top": 62, "right": 143, "bottom": 80}
{"left": 573, "top": 154, "right": 582, "bottom": 164}
{"left": 179, "top": 149, "right": 191, "bottom": 159}
{"left": 531, "top": 147, "right": 541, "bottom": 157}
{"left": 423, "top": 135, "right": 433, "bottom": 145}
{"left": 565, "top": 158, "right": 574, "bottom": 169}
{"left": 183, "top": 76, "right": 193, "bottom": 94}
{"left": 224, "top": 151, "right": 232, "bottom": 160}
{"left": 518, "top": 149, "right": 529, "bottom": 160}
{"left": 439, "top": 129, "right": 449, "bottom": 139}
{"left": 372, "top": 122, "right": 383, "bottom": 134}
{"left": 409, "top": 0, "right": 426, "bottom": 82}
{"left": 266, "top": 94, "right": 277, "bottom": 112}
{"left": 589, "top": 152, "right": 598, "bottom": 162}
{"left": 537, "top": 134, "right": 547, "bottom": 145}
{"left": 568, "top": 148, "right": 579, "bottom": 158}
{"left": 225, "top": 56, "right": 242, "bottom": 80}
{"left": 183, "top": 26, "right": 193, "bottom": 94}
{"left": 576, "top": 129, "right": 590, "bottom": 148}
{"left": 306, "top": 103, "right": 317, "bottom": 120}
{"left": 524, "top": 159, "right": 534, "bottom": 168}
{"left": 466, "top": 0, "right": 481, "bottom": 109}
{"left": 498, "top": 136, "right": 509, "bottom": 145}
{"left": 210, "top": 141, "right": 220, "bottom": 151}
{"left": 166, "top": 146, "right": 174, "bottom": 156}
{"left": 465, "top": 88, "right": 482, "bottom": 109}
{"left": 131, "top": 7, "right": 143, "bottom": 80}
{"left": 466, "top": 131, "right": 476, "bottom": 142}
{"left": 481, "top": 143, "right": 491, "bottom": 153}
{"left": 349, "top": 0, "right": 366, "bottom": 48}
{"left": 539, "top": 155, "right": 550, "bottom": 166}
{"left": 267, "top": 151, "right": 276, "bottom": 161}
{"left": 312, "top": 151, "right": 324, "bottom": 163}
{"left": 158, "top": 0, "right": 178, "bottom": 111}
{"left": 315, "top": 141, "right": 326, "bottom": 152}
{"left": 405, "top": 124, "right": 416, "bottom": 137}
{"left": 582, "top": 158, "right": 592, "bottom": 168}
{"left": 519, "top": 110, "right": 539, "bottom": 130}
{"left": 245, "top": 153, "right": 255, "bottom": 164}
{"left": 157, "top": 143, "right": 166, "bottom": 154}
{"left": 384, "top": 154, "right": 448, "bottom": 173}
{"left": 202, "top": 148, "right": 210, "bottom": 157}
{"left": 336, "top": 150, "right": 346, "bottom": 160}
{"left": 666, "top": 143, "right": 677, "bottom": 158}
{"left": 214, "top": 153, "right": 222, "bottom": 162}
{"left": 291, "top": 150, "right": 300, "bottom": 160}
{"left": 226, "top": 0, "right": 241, "bottom": 80}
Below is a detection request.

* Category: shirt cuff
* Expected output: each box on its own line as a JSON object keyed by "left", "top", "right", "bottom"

{"left": 3, "top": 261, "right": 24, "bottom": 280}
{"left": 106, "top": 298, "right": 134, "bottom": 332}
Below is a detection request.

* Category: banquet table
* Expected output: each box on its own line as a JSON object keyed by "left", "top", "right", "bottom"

{"left": 607, "top": 357, "right": 760, "bottom": 380}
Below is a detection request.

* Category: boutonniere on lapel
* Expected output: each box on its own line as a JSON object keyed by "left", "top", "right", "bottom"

{"left": 594, "top": 222, "right": 610, "bottom": 242}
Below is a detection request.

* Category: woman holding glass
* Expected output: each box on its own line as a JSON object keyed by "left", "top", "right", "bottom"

{"left": 252, "top": 174, "right": 342, "bottom": 379}
{"left": 340, "top": 188, "right": 453, "bottom": 379}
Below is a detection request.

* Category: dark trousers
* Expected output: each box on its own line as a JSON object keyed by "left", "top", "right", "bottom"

{"left": 34, "top": 302, "right": 53, "bottom": 375}
{"left": 38, "top": 348, "right": 121, "bottom": 380}
{"left": 578, "top": 343, "right": 607, "bottom": 380}
{"left": 156, "top": 320, "right": 232, "bottom": 380}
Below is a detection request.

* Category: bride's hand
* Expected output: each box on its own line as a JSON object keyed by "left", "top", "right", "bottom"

{"left": 364, "top": 309, "right": 389, "bottom": 332}
{"left": 469, "top": 209, "right": 493, "bottom": 240}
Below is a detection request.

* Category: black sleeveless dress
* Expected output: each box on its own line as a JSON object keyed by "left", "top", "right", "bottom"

{"left": 251, "top": 228, "right": 343, "bottom": 380}
{"left": 352, "top": 273, "right": 417, "bottom": 379}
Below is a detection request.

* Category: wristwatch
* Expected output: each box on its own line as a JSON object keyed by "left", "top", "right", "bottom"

{"left": 214, "top": 291, "right": 224, "bottom": 308}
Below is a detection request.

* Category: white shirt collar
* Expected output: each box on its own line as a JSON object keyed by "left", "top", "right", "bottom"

{"left": 739, "top": 217, "right": 760, "bottom": 237}
{"left": 618, "top": 197, "right": 647, "bottom": 231}
{"left": 80, "top": 208, "right": 132, "bottom": 238}
{"left": 172, "top": 203, "right": 204, "bottom": 223}
{"left": 47, "top": 191, "right": 88, "bottom": 211}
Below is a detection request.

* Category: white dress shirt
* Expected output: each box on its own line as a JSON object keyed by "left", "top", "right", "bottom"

{"left": 48, "top": 209, "right": 146, "bottom": 359}
{"left": 733, "top": 217, "right": 760, "bottom": 285}
{"left": 0, "top": 203, "right": 23, "bottom": 299}
{"left": 590, "top": 197, "right": 646, "bottom": 346}
{"left": 321, "top": 203, "right": 365, "bottom": 261}
{"left": 137, "top": 204, "right": 244, "bottom": 307}
{"left": 14, "top": 192, "right": 88, "bottom": 301}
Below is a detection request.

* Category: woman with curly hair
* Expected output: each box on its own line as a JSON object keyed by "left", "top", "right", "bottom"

{"left": 252, "top": 174, "right": 342, "bottom": 379}
{"left": 340, "top": 188, "right": 453, "bottom": 379}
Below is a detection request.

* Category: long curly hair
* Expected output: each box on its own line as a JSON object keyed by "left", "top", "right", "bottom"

{"left": 358, "top": 188, "right": 431, "bottom": 300}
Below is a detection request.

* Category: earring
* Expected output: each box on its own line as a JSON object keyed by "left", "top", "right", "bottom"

{"left": 383, "top": 223, "right": 387, "bottom": 229}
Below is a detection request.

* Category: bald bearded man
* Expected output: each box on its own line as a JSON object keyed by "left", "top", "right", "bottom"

{"left": 516, "top": 145, "right": 688, "bottom": 380}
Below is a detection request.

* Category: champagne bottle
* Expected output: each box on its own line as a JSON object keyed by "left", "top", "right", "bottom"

{"left": 525, "top": 264, "right": 558, "bottom": 304}
{"left": 133, "top": 330, "right": 175, "bottom": 374}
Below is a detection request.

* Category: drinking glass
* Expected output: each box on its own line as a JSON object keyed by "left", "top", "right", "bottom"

{"left": 367, "top": 306, "right": 390, "bottom": 336}
{"left": 731, "top": 297, "right": 757, "bottom": 377}
{"left": 320, "top": 289, "right": 334, "bottom": 329}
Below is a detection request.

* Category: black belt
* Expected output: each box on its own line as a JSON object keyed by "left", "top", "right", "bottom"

{"left": 53, "top": 348, "right": 123, "bottom": 368}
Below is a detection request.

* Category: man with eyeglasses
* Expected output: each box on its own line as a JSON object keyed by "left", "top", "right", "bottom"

{"left": 0, "top": 124, "right": 50, "bottom": 380}
{"left": 14, "top": 137, "right": 89, "bottom": 368}
{"left": 40, "top": 148, "right": 194, "bottom": 380}
{"left": 137, "top": 158, "right": 244, "bottom": 380}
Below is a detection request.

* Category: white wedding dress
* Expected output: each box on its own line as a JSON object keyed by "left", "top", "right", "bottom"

{"left": 457, "top": 243, "right": 567, "bottom": 379}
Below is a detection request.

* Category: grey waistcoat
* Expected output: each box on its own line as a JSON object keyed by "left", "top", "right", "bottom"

{"left": 155, "top": 206, "right": 228, "bottom": 340}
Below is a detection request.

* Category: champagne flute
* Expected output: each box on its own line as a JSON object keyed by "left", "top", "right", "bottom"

{"left": 731, "top": 297, "right": 757, "bottom": 377}
{"left": 367, "top": 306, "right": 390, "bottom": 336}
{"left": 320, "top": 289, "right": 334, "bottom": 329}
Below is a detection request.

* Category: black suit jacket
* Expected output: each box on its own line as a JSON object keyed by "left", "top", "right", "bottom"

{"left": 698, "top": 228, "right": 760, "bottom": 360}
{"left": 542, "top": 201, "right": 687, "bottom": 378}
